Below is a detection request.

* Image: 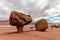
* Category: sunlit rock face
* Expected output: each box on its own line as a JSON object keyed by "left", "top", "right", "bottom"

{"left": 0, "top": 0, "right": 60, "bottom": 23}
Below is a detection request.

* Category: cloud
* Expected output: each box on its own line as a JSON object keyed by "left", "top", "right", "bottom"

{"left": 0, "top": 0, "right": 60, "bottom": 23}
{"left": 46, "top": 14, "right": 60, "bottom": 23}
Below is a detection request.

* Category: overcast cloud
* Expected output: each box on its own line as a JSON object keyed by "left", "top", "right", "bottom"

{"left": 0, "top": 0, "right": 60, "bottom": 23}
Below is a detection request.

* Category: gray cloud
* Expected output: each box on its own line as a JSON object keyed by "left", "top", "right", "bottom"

{"left": 0, "top": 0, "right": 60, "bottom": 20}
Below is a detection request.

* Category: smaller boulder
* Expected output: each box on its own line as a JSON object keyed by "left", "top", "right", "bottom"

{"left": 35, "top": 19, "right": 48, "bottom": 31}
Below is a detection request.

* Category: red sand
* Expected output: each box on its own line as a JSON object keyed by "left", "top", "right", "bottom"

{"left": 0, "top": 25, "right": 60, "bottom": 40}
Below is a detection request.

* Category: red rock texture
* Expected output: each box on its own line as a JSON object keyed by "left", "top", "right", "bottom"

{"left": 35, "top": 19, "right": 48, "bottom": 31}
{"left": 9, "top": 11, "right": 32, "bottom": 32}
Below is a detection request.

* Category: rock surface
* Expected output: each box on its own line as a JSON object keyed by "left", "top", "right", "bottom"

{"left": 9, "top": 11, "right": 32, "bottom": 32}
{"left": 9, "top": 11, "right": 32, "bottom": 26}
{"left": 35, "top": 19, "right": 48, "bottom": 31}
{"left": 51, "top": 24, "right": 60, "bottom": 28}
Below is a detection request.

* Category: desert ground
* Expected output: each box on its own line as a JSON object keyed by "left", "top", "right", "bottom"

{"left": 0, "top": 24, "right": 60, "bottom": 40}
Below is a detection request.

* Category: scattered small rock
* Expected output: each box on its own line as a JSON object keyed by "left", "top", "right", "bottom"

{"left": 51, "top": 24, "right": 60, "bottom": 28}
{"left": 30, "top": 26, "right": 33, "bottom": 29}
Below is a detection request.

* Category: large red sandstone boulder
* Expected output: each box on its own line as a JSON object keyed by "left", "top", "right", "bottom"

{"left": 9, "top": 11, "right": 32, "bottom": 26}
{"left": 35, "top": 19, "right": 48, "bottom": 31}
{"left": 9, "top": 11, "right": 32, "bottom": 32}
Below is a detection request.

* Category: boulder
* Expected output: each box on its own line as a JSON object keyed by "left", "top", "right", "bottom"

{"left": 51, "top": 24, "right": 60, "bottom": 28}
{"left": 35, "top": 19, "right": 48, "bottom": 31}
{"left": 54, "top": 25, "right": 60, "bottom": 28}
{"left": 9, "top": 11, "right": 32, "bottom": 32}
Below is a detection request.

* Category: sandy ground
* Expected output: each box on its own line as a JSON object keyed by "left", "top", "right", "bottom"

{"left": 0, "top": 25, "right": 60, "bottom": 40}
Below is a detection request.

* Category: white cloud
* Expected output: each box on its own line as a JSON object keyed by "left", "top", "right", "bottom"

{"left": 0, "top": 0, "right": 60, "bottom": 23}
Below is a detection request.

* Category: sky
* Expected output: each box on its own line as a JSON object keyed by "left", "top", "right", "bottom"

{"left": 0, "top": 0, "right": 60, "bottom": 23}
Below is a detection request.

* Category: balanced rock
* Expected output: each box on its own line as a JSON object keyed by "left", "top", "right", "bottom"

{"left": 9, "top": 11, "right": 32, "bottom": 32}
{"left": 35, "top": 19, "right": 48, "bottom": 31}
